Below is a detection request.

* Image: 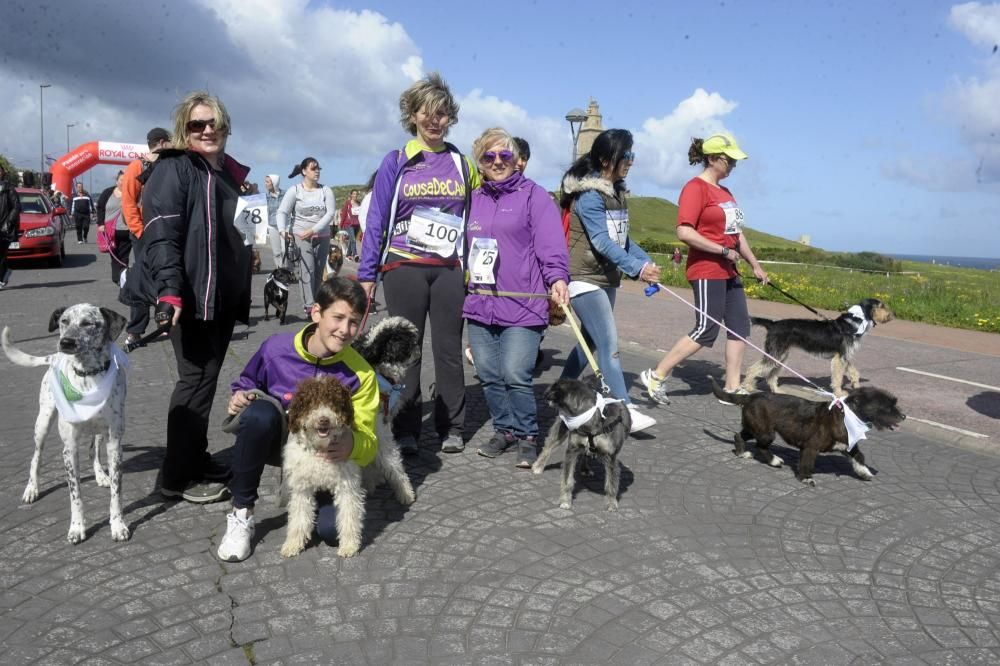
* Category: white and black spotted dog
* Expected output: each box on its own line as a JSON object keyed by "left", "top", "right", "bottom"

{"left": 532, "top": 378, "right": 631, "bottom": 511}
{"left": 352, "top": 316, "right": 420, "bottom": 505}
{"left": 2, "top": 305, "right": 130, "bottom": 543}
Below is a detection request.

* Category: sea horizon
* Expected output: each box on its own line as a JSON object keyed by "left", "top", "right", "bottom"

{"left": 889, "top": 254, "right": 1000, "bottom": 271}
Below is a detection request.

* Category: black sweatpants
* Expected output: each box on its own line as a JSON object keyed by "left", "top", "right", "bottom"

{"left": 381, "top": 263, "right": 466, "bottom": 440}
{"left": 74, "top": 213, "right": 90, "bottom": 242}
{"left": 161, "top": 316, "right": 237, "bottom": 491}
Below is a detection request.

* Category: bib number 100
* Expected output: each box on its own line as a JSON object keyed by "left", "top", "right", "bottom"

{"left": 425, "top": 222, "right": 459, "bottom": 244}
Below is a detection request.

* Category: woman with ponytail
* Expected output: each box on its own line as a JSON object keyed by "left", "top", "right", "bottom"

{"left": 639, "top": 134, "right": 767, "bottom": 407}
{"left": 558, "top": 128, "right": 660, "bottom": 433}
{"left": 277, "top": 157, "right": 336, "bottom": 312}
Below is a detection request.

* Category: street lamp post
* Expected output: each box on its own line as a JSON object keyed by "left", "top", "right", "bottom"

{"left": 66, "top": 122, "right": 77, "bottom": 153}
{"left": 39, "top": 83, "right": 51, "bottom": 175}
{"left": 565, "top": 107, "right": 587, "bottom": 166}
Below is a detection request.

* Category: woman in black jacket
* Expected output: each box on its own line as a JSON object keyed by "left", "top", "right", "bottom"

{"left": 136, "top": 91, "right": 252, "bottom": 503}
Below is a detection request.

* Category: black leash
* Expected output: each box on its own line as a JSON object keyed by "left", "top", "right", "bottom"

{"left": 745, "top": 273, "right": 830, "bottom": 321}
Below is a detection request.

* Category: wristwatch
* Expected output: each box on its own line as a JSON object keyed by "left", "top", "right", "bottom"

{"left": 721, "top": 246, "right": 730, "bottom": 257}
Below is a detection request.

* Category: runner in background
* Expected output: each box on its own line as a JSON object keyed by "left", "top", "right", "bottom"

{"left": 70, "top": 182, "right": 94, "bottom": 244}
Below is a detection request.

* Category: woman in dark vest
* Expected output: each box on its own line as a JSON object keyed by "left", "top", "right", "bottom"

{"left": 558, "top": 129, "right": 661, "bottom": 433}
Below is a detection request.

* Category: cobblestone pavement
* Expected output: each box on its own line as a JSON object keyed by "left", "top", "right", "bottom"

{"left": 1, "top": 250, "right": 999, "bottom": 665}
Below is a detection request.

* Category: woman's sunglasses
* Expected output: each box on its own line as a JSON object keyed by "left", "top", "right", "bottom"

{"left": 185, "top": 118, "right": 218, "bottom": 133}
{"left": 479, "top": 150, "right": 514, "bottom": 165}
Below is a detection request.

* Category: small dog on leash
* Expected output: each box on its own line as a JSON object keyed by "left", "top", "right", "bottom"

{"left": 263, "top": 267, "right": 296, "bottom": 324}
{"left": 741, "top": 298, "right": 895, "bottom": 397}
{"left": 280, "top": 376, "right": 364, "bottom": 558}
{"left": 322, "top": 245, "right": 345, "bottom": 281}
{"left": 352, "top": 317, "right": 420, "bottom": 504}
{"left": 532, "top": 378, "right": 631, "bottom": 511}
{"left": 711, "top": 377, "right": 905, "bottom": 486}
{"left": 2, "top": 305, "right": 130, "bottom": 543}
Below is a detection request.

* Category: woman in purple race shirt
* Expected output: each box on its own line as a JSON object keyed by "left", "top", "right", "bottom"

{"left": 357, "top": 72, "right": 480, "bottom": 456}
{"left": 463, "top": 128, "right": 569, "bottom": 467}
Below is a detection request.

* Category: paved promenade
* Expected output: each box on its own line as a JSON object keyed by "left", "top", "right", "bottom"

{"left": 1, "top": 249, "right": 999, "bottom": 664}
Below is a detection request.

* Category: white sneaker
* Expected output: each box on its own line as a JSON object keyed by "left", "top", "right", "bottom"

{"left": 217, "top": 508, "right": 254, "bottom": 562}
{"left": 627, "top": 405, "right": 656, "bottom": 433}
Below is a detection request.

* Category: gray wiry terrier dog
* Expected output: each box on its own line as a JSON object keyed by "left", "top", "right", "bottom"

{"left": 532, "top": 378, "right": 631, "bottom": 511}
{"left": 712, "top": 377, "right": 905, "bottom": 486}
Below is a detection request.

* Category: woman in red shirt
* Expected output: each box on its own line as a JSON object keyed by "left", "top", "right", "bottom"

{"left": 640, "top": 134, "right": 768, "bottom": 405}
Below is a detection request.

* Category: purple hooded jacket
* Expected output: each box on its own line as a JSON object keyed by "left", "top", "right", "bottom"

{"left": 462, "top": 171, "right": 569, "bottom": 327}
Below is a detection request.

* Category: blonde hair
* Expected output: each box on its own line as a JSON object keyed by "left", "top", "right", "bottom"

{"left": 398, "top": 72, "right": 459, "bottom": 136}
{"left": 471, "top": 127, "right": 518, "bottom": 165}
{"left": 171, "top": 91, "right": 231, "bottom": 151}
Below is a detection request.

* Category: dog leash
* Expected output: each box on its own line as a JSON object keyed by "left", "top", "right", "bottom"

{"left": 750, "top": 275, "right": 830, "bottom": 321}
{"left": 559, "top": 302, "right": 611, "bottom": 395}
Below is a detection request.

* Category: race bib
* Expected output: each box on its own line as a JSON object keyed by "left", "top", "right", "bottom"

{"left": 721, "top": 202, "right": 745, "bottom": 235}
{"left": 407, "top": 206, "right": 462, "bottom": 257}
{"left": 469, "top": 238, "right": 499, "bottom": 284}
{"left": 235, "top": 194, "right": 269, "bottom": 246}
{"left": 606, "top": 209, "right": 628, "bottom": 248}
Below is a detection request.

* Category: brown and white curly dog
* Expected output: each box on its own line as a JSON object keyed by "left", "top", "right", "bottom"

{"left": 280, "top": 376, "right": 365, "bottom": 558}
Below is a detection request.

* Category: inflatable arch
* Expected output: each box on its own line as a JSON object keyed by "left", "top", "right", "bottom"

{"left": 50, "top": 141, "right": 148, "bottom": 196}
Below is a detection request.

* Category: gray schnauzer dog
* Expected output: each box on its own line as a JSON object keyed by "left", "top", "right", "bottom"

{"left": 532, "top": 378, "right": 631, "bottom": 511}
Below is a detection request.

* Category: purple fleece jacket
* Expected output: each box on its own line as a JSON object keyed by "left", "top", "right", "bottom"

{"left": 462, "top": 171, "right": 569, "bottom": 327}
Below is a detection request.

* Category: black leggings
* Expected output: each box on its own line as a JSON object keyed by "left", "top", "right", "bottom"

{"left": 74, "top": 213, "right": 90, "bottom": 241}
{"left": 381, "top": 263, "right": 466, "bottom": 439}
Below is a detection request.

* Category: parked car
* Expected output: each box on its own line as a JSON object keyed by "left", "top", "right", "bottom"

{"left": 8, "top": 188, "right": 68, "bottom": 267}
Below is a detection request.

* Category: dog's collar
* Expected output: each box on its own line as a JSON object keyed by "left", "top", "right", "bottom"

{"left": 560, "top": 393, "right": 623, "bottom": 431}
{"left": 827, "top": 396, "right": 870, "bottom": 450}
{"left": 265, "top": 274, "right": 289, "bottom": 292}
{"left": 846, "top": 305, "right": 873, "bottom": 336}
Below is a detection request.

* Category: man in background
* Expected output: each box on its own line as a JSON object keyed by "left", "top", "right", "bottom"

{"left": 121, "top": 127, "right": 171, "bottom": 349}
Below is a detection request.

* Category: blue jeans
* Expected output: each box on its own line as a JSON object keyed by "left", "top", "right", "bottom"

{"left": 559, "top": 287, "right": 631, "bottom": 403}
{"left": 467, "top": 322, "right": 544, "bottom": 438}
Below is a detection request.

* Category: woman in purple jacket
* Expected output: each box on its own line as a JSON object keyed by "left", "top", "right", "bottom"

{"left": 464, "top": 128, "right": 569, "bottom": 467}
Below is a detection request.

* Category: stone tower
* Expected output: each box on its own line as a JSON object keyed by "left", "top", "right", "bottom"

{"left": 576, "top": 98, "right": 603, "bottom": 160}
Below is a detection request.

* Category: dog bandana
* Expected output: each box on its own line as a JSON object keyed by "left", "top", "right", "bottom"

{"left": 560, "top": 393, "right": 623, "bottom": 431}
{"left": 828, "top": 397, "right": 870, "bottom": 451}
{"left": 46, "top": 344, "right": 129, "bottom": 424}
{"left": 846, "top": 305, "right": 873, "bottom": 336}
{"left": 266, "top": 273, "right": 289, "bottom": 292}
{"left": 376, "top": 374, "right": 404, "bottom": 418}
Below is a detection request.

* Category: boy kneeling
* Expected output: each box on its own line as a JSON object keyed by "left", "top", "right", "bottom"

{"left": 218, "top": 278, "right": 378, "bottom": 562}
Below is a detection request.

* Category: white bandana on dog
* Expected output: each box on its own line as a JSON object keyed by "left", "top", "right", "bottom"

{"left": 846, "top": 305, "right": 873, "bottom": 336}
{"left": 828, "top": 397, "right": 870, "bottom": 451}
{"left": 560, "top": 393, "right": 623, "bottom": 431}
{"left": 266, "top": 273, "right": 289, "bottom": 292}
{"left": 45, "top": 344, "right": 129, "bottom": 423}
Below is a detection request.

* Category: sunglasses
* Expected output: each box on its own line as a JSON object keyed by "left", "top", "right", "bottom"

{"left": 480, "top": 150, "right": 514, "bottom": 165}
{"left": 185, "top": 118, "right": 218, "bottom": 133}
{"left": 622, "top": 151, "right": 636, "bottom": 162}
{"left": 309, "top": 165, "right": 322, "bottom": 171}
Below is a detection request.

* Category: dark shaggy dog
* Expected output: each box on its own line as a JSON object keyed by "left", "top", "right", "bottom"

{"left": 352, "top": 316, "right": 420, "bottom": 502}
{"left": 264, "top": 267, "right": 296, "bottom": 324}
{"left": 532, "top": 378, "right": 631, "bottom": 510}
{"left": 712, "top": 377, "right": 905, "bottom": 486}
{"left": 741, "top": 298, "right": 895, "bottom": 397}
{"left": 322, "top": 245, "right": 344, "bottom": 281}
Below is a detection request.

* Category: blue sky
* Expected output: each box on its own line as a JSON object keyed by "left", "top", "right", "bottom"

{"left": 2, "top": 0, "right": 997, "bottom": 256}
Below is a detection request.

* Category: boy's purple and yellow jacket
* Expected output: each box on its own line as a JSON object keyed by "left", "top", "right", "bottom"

{"left": 231, "top": 325, "right": 379, "bottom": 467}
{"left": 462, "top": 171, "right": 569, "bottom": 327}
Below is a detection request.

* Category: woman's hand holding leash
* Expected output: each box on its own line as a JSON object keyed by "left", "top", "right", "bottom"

{"left": 640, "top": 262, "right": 661, "bottom": 284}
{"left": 550, "top": 279, "right": 569, "bottom": 306}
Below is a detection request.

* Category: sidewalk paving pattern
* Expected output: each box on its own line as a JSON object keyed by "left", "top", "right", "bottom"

{"left": 1, "top": 254, "right": 999, "bottom": 664}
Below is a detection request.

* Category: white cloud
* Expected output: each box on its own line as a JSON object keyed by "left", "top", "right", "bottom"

{"left": 631, "top": 88, "right": 741, "bottom": 192}
{"left": 948, "top": 2, "right": 1000, "bottom": 46}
